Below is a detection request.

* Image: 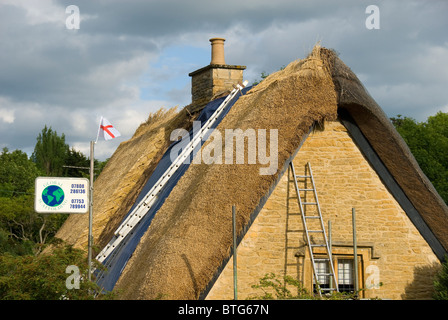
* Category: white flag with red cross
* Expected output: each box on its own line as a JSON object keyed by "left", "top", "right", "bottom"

{"left": 97, "top": 117, "right": 121, "bottom": 141}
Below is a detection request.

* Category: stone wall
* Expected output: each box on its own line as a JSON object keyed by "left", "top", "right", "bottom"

{"left": 205, "top": 120, "right": 441, "bottom": 300}
{"left": 189, "top": 65, "right": 245, "bottom": 113}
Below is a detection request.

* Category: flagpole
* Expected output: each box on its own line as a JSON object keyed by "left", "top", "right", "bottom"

{"left": 89, "top": 116, "right": 119, "bottom": 280}
{"left": 88, "top": 140, "right": 94, "bottom": 281}
{"left": 95, "top": 116, "right": 102, "bottom": 144}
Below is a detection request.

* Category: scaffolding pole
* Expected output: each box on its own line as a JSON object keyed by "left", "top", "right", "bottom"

{"left": 352, "top": 208, "right": 358, "bottom": 293}
{"left": 232, "top": 205, "right": 238, "bottom": 300}
{"left": 328, "top": 220, "right": 333, "bottom": 290}
{"left": 88, "top": 140, "right": 94, "bottom": 281}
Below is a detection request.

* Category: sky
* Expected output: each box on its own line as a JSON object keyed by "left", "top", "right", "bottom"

{"left": 0, "top": 0, "right": 447, "bottom": 160}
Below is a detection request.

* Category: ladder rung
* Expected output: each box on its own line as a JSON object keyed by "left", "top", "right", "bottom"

{"left": 310, "top": 244, "right": 326, "bottom": 247}
{"left": 314, "top": 258, "right": 330, "bottom": 262}
{"left": 305, "top": 216, "right": 320, "bottom": 219}
{"left": 299, "top": 188, "right": 314, "bottom": 191}
{"left": 308, "top": 230, "right": 324, "bottom": 233}
{"left": 296, "top": 175, "right": 311, "bottom": 178}
{"left": 316, "top": 273, "right": 333, "bottom": 276}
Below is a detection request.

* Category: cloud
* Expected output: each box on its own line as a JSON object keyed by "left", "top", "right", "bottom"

{"left": 0, "top": 0, "right": 447, "bottom": 160}
{"left": 0, "top": 109, "right": 15, "bottom": 124}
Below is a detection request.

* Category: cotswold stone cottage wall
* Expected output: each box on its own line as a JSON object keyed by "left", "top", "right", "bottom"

{"left": 206, "top": 120, "right": 440, "bottom": 300}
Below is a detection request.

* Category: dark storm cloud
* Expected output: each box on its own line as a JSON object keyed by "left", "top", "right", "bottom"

{"left": 0, "top": 0, "right": 446, "bottom": 159}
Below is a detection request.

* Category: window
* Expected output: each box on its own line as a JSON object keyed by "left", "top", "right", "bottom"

{"left": 313, "top": 260, "right": 331, "bottom": 293}
{"left": 316, "top": 261, "right": 329, "bottom": 285}
{"left": 312, "top": 258, "right": 357, "bottom": 294}
{"left": 338, "top": 259, "right": 355, "bottom": 293}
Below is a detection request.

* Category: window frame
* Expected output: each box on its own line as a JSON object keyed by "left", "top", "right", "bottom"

{"left": 310, "top": 253, "right": 364, "bottom": 296}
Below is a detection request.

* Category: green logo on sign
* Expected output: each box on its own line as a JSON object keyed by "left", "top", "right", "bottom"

{"left": 42, "top": 185, "right": 65, "bottom": 207}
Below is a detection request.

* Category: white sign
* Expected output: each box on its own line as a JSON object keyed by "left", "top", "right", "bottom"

{"left": 35, "top": 177, "right": 89, "bottom": 214}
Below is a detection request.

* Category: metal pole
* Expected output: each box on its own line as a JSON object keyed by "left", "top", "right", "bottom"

{"left": 352, "top": 208, "right": 358, "bottom": 293}
{"left": 232, "top": 205, "right": 237, "bottom": 300}
{"left": 88, "top": 141, "right": 94, "bottom": 281}
{"left": 328, "top": 220, "right": 333, "bottom": 290}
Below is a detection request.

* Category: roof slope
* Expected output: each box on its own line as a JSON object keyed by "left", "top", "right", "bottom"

{"left": 114, "top": 46, "right": 448, "bottom": 299}
{"left": 113, "top": 46, "right": 338, "bottom": 299}
{"left": 55, "top": 108, "right": 193, "bottom": 250}
{"left": 56, "top": 45, "right": 448, "bottom": 300}
{"left": 329, "top": 51, "right": 448, "bottom": 257}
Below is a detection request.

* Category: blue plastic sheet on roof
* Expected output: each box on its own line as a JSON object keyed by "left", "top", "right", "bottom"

{"left": 95, "top": 86, "right": 252, "bottom": 292}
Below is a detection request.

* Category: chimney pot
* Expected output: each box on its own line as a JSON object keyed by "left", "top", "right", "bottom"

{"left": 210, "top": 37, "right": 226, "bottom": 65}
{"left": 188, "top": 38, "right": 245, "bottom": 113}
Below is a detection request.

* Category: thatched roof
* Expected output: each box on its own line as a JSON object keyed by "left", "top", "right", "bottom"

{"left": 55, "top": 107, "right": 194, "bottom": 251}
{"left": 55, "top": 45, "right": 448, "bottom": 300}
{"left": 329, "top": 51, "right": 448, "bottom": 259}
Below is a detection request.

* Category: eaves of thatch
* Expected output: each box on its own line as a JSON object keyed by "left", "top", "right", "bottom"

{"left": 54, "top": 45, "right": 448, "bottom": 300}
{"left": 110, "top": 46, "right": 448, "bottom": 300}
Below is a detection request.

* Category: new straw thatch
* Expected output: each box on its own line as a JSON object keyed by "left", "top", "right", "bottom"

{"left": 55, "top": 107, "right": 195, "bottom": 251}
{"left": 55, "top": 45, "right": 448, "bottom": 300}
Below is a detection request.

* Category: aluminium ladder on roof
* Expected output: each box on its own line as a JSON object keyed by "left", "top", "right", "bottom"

{"left": 289, "top": 161, "right": 338, "bottom": 297}
{"left": 95, "top": 80, "right": 249, "bottom": 264}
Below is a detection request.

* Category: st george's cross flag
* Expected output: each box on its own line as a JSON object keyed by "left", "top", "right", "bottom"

{"left": 97, "top": 117, "right": 121, "bottom": 141}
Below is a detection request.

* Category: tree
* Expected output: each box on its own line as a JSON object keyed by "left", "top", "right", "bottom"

{"left": 31, "top": 126, "right": 69, "bottom": 177}
{"left": 433, "top": 257, "right": 448, "bottom": 300}
{"left": 0, "top": 243, "right": 113, "bottom": 300}
{"left": 391, "top": 113, "right": 448, "bottom": 204}
{"left": 63, "top": 147, "right": 90, "bottom": 178}
{"left": 252, "top": 71, "right": 270, "bottom": 86}
{"left": 0, "top": 147, "right": 67, "bottom": 255}
{"left": 0, "top": 148, "right": 41, "bottom": 197}
{"left": 252, "top": 66, "right": 285, "bottom": 86}
{"left": 0, "top": 195, "right": 67, "bottom": 255}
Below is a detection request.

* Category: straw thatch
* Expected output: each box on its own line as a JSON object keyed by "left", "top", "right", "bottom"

{"left": 329, "top": 50, "right": 448, "bottom": 259}
{"left": 114, "top": 46, "right": 339, "bottom": 299}
{"left": 55, "top": 107, "right": 195, "bottom": 251}
{"left": 55, "top": 45, "right": 448, "bottom": 300}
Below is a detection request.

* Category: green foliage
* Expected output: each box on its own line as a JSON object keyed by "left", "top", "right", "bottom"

{"left": 391, "top": 112, "right": 448, "bottom": 204}
{"left": 0, "top": 147, "right": 68, "bottom": 255}
{"left": 249, "top": 272, "right": 312, "bottom": 300}
{"left": 0, "top": 126, "right": 110, "bottom": 257}
{"left": 0, "top": 126, "right": 115, "bottom": 300}
{"left": 433, "top": 256, "right": 448, "bottom": 300}
{"left": 31, "top": 125, "right": 70, "bottom": 177}
{"left": 31, "top": 126, "right": 108, "bottom": 179}
{"left": 252, "top": 66, "right": 286, "bottom": 86}
{"left": 248, "top": 273, "right": 360, "bottom": 300}
{"left": 0, "top": 148, "right": 41, "bottom": 197}
{"left": 252, "top": 71, "right": 270, "bottom": 86}
{"left": 0, "top": 243, "right": 113, "bottom": 300}
{"left": 63, "top": 147, "right": 90, "bottom": 178}
{"left": 0, "top": 194, "right": 68, "bottom": 254}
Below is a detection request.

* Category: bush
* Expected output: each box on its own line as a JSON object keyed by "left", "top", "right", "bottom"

{"left": 249, "top": 273, "right": 362, "bottom": 300}
{"left": 0, "top": 243, "right": 112, "bottom": 300}
{"left": 249, "top": 273, "right": 313, "bottom": 300}
{"left": 433, "top": 257, "right": 448, "bottom": 300}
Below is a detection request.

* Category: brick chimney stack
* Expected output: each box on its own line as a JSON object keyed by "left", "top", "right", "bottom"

{"left": 188, "top": 37, "right": 246, "bottom": 113}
